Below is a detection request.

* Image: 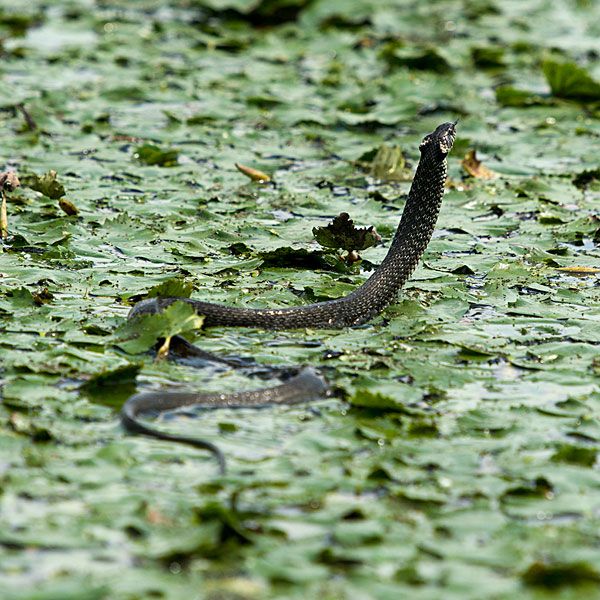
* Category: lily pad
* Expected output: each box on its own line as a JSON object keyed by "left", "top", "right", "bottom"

{"left": 542, "top": 59, "right": 600, "bottom": 101}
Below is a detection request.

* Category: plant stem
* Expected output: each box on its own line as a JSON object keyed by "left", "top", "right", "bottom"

{"left": 0, "top": 190, "right": 7, "bottom": 240}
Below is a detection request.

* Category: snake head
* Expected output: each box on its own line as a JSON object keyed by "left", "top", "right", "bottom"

{"left": 419, "top": 121, "right": 457, "bottom": 158}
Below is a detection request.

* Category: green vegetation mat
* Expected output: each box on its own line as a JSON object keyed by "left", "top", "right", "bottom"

{"left": 1, "top": 0, "right": 599, "bottom": 598}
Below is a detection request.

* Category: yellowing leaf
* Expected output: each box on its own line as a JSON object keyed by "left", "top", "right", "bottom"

{"left": 462, "top": 150, "right": 497, "bottom": 179}
{"left": 370, "top": 144, "right": 411, "bottom": 181}
{"left": 556, "top": 266, "right": 600, "bottom": 275}
{"left": 235, "top": 162, "right": 271, "bottom": 182}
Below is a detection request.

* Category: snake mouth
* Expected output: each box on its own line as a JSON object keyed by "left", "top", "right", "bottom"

{"left": 437, "top": 121, "right": 457, "bottom": 155}
{"left": 419, "top": 121, "right": 457, "bottom": 157}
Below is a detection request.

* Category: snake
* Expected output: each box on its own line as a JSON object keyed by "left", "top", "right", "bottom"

{"left": 121, "top": 121, "right": 457, "bottom": 473}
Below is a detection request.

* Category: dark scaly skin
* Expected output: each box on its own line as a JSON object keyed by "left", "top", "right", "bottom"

{"left": 122, "top": 367, "right": 328, "bottom": 474}
{"left": 122, "top": 122, "right": 457, "bottom": 473}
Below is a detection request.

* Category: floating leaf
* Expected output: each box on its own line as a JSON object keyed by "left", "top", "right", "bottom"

{"left": 146, "top": 277, "right": 194, "bottom": 299}
{"left": 134, "top": 144, "right": 179, "bottom": 167}
{"left": 370, "top": 145, "right": 411, "bottom": 181}
{"left": 556, "top": 266, "right": 600, "bottom": 275}
{"left": 20, "top": 169, "right": 65, "bottom": 199}
{"left": 495, "top": 85, "right": 549, "bottom": 107}
{"left": 551, "top": 443, "right": 597, "bottom": 466}
{"left": 522, "top": 560, "right": 600, "bottom": 588}
{"left": 349, "top": 389, "right": 405, "bottom": 411}
{"left": 259, "top": 246, "right": 334, "bottom": 270}
{"left": 235, "top": 162, "right": 271, "bottom": 182}
{"left": 572, "top": 168, "right": 600, "bottom": 189}
{"left": 4, "top": 286, "right": 36, "bottom": 308}
{"left": 542, "top": 59, "right": 600, "bottom": 101}
{"left": 58, "top": 198, "right": 79, "bottom": 216}
{"left": 81, "top": 364, "right": 141, "bottom": 392}
{"left": 381, "top": 43, "right": 451, "bottom": 73}
{"left": 313, "top": 213, "right": 381, "bottom": 253}
{"left": 471, "top": 46, "right": 505, "bottom": 68}
{"left": 80, "top": 364, "right": 141, "bottom": 408}
{"left": 113, "top": 301, "right": 204, "bottom": 354}
{"left": 461, "top": 150, "right": 497, "bottom": 179}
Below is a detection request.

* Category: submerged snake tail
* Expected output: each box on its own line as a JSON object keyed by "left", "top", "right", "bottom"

{"left": 122, "top": 367, "right": 328, "bottom": 473}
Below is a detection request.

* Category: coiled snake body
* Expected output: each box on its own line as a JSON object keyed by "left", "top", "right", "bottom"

{"left": 121, "top": 122, "right": 456, "bottom": 472}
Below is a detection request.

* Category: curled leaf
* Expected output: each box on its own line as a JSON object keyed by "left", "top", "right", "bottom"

{"left": 0, "top": 171, "right": 20, "bottom": 192}
{"left": 462, "top": 150, "right": 497, "bottom": 179}
{"left": 370, "top": 145, "right": 411, "bottom": 181}
{"left": 313, "top": 212, "right": 381, "bottom": 253}
{"left": 21, "top": 170, "right": 65, "bottom": 199}
{"left": 58, "top": 198, "right": 79, "bottom": 216}
{"left": 235, "top": 162, "right": 271, "bottom": 182}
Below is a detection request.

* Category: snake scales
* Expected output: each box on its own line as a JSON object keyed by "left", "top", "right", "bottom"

{"left": 121, "top": 122, "right": 457, "bottom": 473}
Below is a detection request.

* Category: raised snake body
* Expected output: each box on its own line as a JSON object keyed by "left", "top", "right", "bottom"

{"left": 121, "top": 122, "right": 456, "bottom": 472}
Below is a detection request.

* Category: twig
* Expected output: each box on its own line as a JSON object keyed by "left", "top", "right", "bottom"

{"left": 16, "top": 103, "right": 37, "bottom": 131}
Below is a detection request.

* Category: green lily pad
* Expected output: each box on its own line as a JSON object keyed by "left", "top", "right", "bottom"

{"left": 542, "top": 59, "right": 600, "bottom": 101}
{"left": 134, "top": 144, "right": 179, "bottom": 167}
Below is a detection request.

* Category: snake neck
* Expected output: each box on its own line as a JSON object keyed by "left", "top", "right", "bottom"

{"left": 128, "top": 139, "right": 450, "bottom": 329}
{"left": 344, "top": 156, "right": 447, "bottom": 323}
{"left": 387, "top": 156, "right": 447, "bottom": 272}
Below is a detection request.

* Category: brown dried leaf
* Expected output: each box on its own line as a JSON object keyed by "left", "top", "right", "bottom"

{"left": 462, "top": 150, "right": 497, "bottom": 179}
{"left": 235, "top": 162, "right": 271, "bottom": 183}
{"left": 0, "top": 171, "right": 21, "bottom": 192}
{"left": 58, "top": 197, "right": 79, "bottom": 216}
